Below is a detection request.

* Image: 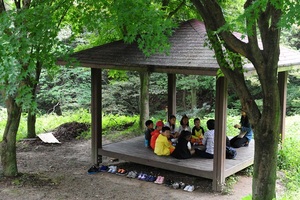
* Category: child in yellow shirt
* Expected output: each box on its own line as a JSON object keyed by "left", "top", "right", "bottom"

{"left": 154, "top": 126, "right": 175, "bottom": 156}
{"left": 191, "top": 118, "right": 205, "bottom": 145}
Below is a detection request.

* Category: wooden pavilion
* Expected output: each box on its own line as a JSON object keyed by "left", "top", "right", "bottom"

{"left": 57, "top": 19, "right": 300, "bottom": 191}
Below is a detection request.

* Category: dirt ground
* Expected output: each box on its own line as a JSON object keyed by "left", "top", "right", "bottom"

{"left": 0, "top": 122, "right": 284, "bottom": 200}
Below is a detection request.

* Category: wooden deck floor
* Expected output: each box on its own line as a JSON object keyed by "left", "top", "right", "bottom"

{"left": 98, "top": 136, "right": 254, "bottom": 180}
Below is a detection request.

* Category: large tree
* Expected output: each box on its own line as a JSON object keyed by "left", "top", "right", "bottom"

{"left": 0, "top": 0, "right": 107, "bottom": 176}
{"left": 0, "top": 0, "right": 71, "bottom": 176}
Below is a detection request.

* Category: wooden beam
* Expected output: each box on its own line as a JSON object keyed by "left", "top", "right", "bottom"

{"left": 278, "top": 71, "right": 287, "bottom": 144}
{"left": 213, "top": 76, "right": 228, "bottom": 191}
{"left": 167, "top": 74, "right": 176, "bottom": 118}
{"left": 91, "top": 68, "right": 102, "bottom": 165}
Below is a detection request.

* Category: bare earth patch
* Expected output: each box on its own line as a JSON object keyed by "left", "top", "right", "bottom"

{"left": 0, "top": 122, "right": 272, "bottom": 199}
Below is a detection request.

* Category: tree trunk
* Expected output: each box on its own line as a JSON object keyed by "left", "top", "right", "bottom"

{"left": 253, "top": 119, "right": 279, "bottom": 199}
{"left": 27, "top": 109, "right": 36, "bottom": 138}
{"left": 191, "top": 88, "right": 197, "bottom": 109}
{"left": 182, "top": 90, "right": 186, "bottom": 111}
{"left": 0, "top": 96, "right": 22, "bottom": 176}
{"left": 139, "top": 71, "right": 150, "bottom": 130}
{"left": 252, "top": 71, "right": 280, "bottom": 199}
{"left": 26, "top": 61, "right": 42, "bottom": 138}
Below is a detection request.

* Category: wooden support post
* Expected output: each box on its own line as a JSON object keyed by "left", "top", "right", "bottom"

{"left": 278, "top": 71, "right": 287, "bottom": 144}
{"left": 91, "top": 68, "right": 102, "bottom": 165}
{"left": 167, "top": 74, "right": 176, "bottom": 118}
{"left": 213, "top": 76, "right": 228, "bottom": 191}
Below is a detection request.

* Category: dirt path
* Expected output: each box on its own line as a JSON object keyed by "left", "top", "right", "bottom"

{"left": 0, "top": 137, "right": 256, "bottom": 200}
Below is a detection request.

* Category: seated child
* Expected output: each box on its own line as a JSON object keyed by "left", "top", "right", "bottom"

{"left": 150, "top": 120, "right": 164, "bottom": 150}
{"left": 144, "top": 120, "right": 154, "bottom": 148}
{"left": 195, "top": 119, "right": 215, "bottom": 159}
{"left": 178, "top": 114, "right": 191, "bottom": 134}
{"left": 191, "top": 117, "right": 205, "bottom": 145}
{"left": 164, "top": 114, "right": 179, "bottom": 139}
{"left": 154, "top": 126, "right": 175, "bottom": 156}
{"left": 171, "top": 130, "right": 195, "bottom": 159}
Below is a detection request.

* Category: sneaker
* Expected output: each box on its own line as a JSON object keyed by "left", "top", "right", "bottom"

{"left": 183, "top": 185, "right": 190, "bottom": 191}
{"left": 164, "top": 179, "right": 173, "bottom": 187}
{"left": 140, "top": 173, "right": 148, "bottom": 181}
{"left": 148, "top": 175, "right": 157, "bottom": 182}
{"left": 154, "top": 176, "right": 164, "bottom": 184}
{"left": 130, "top": 171, "right": 138, "bottom": 178}
{"left": 137, "top": 172, "right": 144, "bottom": 180}
{"left": 88, "top": 165, "right": 99, "bottom": 174}
{"left": 179, "top": 182, "right": 185, "bottom": 189}
{"left": 154, "top": 176, "right": 162, "bottom": 184}
{"left": 172, "top": 182, "right": 180, "bottom": 189}
{"left": 158, "top": 176, "right": 164, "bottom": 184}
{"left": 99, "top": 165, "right": 108, "bottom": 172}
{"left": 126, "top": 171, "right": 133, "bottom": 178}
{"left": 110, "top": 166, "right": 117, "bottom": 174}
{"left": 187, "top": 185, "right": 195, "bottom": 192}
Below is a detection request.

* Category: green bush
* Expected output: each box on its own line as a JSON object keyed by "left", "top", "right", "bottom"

{"left": 277, "top": 115, "right": 300, "bottom": 195}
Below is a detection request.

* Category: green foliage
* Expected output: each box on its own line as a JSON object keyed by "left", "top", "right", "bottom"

{"left": 281, "top": 25, "right": 300, "bottom": 50}
{"left": 102, "top": 72, "right": 140, "bottom": 115}
{"left": 279, "top": 190, "right": 300, "bottom": 200}
{"left": 287, "top": 69, "right": 300, "bottom": 115}
{"left": 107, "top": 0, "right": 176, "bottom": 56}
{"left": 223, "top": 175, "right": 238, "bottom": 194}
{"left": 277, "top": 115, "right": 300, "bottom": 193}
{"left": 102, "top": 115, "right": 140, "bottom": 141}
{"left": 37, "top": 67, "right": 91, "bottom": 114}
{"left": 241, "top": 195, "right": 252, "bottom": 200}
{"left": 0, "top": 1, "right": 71, "bottom": 110}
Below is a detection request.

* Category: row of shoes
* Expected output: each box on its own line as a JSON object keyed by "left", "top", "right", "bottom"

{"left": 88, "top": 165, "right": 195, "bottom": 192}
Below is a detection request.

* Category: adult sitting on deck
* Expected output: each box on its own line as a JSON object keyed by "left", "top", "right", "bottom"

{"left": 154, "top": 126, "right": 175, "bottom": 156}
{"left": 230, "top": 109, "right": 253, "bottom": 148}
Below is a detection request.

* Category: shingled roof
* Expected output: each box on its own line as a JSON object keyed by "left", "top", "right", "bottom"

{"left": 58, "top": 19, "right": 300, "bottom": 76}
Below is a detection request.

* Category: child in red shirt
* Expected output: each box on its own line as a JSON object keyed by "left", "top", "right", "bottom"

{"left": 150, "top": 120, "right": 164, "bottom": 150}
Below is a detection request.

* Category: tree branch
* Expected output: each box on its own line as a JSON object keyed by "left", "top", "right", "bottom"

{"left": 0, "top": 0, "right": 5, "bottom": 13}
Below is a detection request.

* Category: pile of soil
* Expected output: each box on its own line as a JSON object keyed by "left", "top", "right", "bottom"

{"left": 52, "top": 121, "right": 90, "bottom": 142}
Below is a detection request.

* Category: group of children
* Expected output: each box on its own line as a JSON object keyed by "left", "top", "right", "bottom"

{"left": 144, "top": 114, "right": 215, "bottom": 159}
{"left": 144, "top": 110, "right": 253, "bottom": 160}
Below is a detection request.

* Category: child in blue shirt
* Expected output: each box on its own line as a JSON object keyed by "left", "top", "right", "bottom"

{"left": 144, "top": 120, "right": 154, "bottom": 148}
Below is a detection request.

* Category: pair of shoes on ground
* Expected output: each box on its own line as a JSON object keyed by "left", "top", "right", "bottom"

{"left": 127, "top": 171, "right": 138, "bottom": 178}
{"left": 88, "top": 165, "right": 100, "bottom": 174}
{"left": 154, "top": 176, "right": 164, "bottom": 184}
{"left": 116, "top": 168, "right": 127, "bottom": 175}
{"left": 164, "top": 179, "right": 174, "bottom": 187}
{"left": 137, "top": 172, "right": 149, "bottom": 181}
{"left": 145, "top": 175, "right": 157, "bottom": 182}
{"left": 99, "top": 165, "right": 108, "bottom": 172}
{"left": 183, "top": 185, "right": 195, "bottom": 192}
{"left": 107, "top": 165, "right": 117, "bottom": 173}
{"left": 173, "top": 182, "right": 185, "bottom": 189}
